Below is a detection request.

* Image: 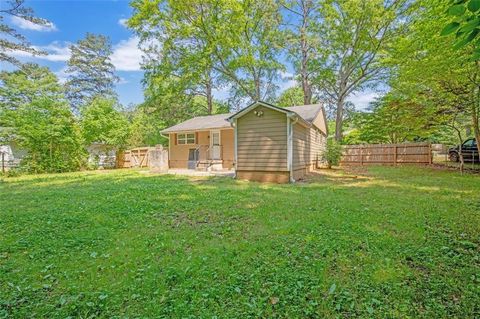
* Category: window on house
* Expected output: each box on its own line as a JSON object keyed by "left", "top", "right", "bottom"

{"left": 315, "top": 130, "right": 320, "bottom": 143}
{"left": 177, "top": 133, "right": 195, "bottom": 145}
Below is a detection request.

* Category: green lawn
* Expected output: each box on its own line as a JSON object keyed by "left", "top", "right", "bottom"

{"left": 1, "top": 167, "right": 479, "bottom": 318}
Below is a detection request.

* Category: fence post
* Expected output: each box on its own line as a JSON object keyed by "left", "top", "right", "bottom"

{"left": 428, "top": 143, "right": 432, "bottom": 165}
{"left": 394, "top": 145, "right": 397, "bottom": 166}
{"left": 360, "top": 145, "right": 364, "bottom": 166}
{"left": 1, "top": 152, "right": 4, "bottom": 174}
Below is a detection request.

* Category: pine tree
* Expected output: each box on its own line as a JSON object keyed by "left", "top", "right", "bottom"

{"left": 65, "top": 33, "right": 119, "bottom": 111}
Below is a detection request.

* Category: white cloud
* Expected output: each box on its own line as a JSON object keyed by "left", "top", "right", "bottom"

{"left": 279, "top": 70, "right": 297, "bottom": 91}
{"left": 118, "top": 18, "right": 128, "bottom": 27}
{"left": 12, "top": 37, "right": 144, "bottom": 72}
{"left": 11, "top": 41, "right": 71, "bottom": 62}
{"left": 111, "top": 37, "right": 143, "bottom": 71}
{"left": 11, "top": 16, "right": 57, "bottom": 32}
{"left": 347, "top": 91, "right": 380, "bottom": 110}
{"left": 118, "top": 77, "right": 129, "bottom": 85}
{"left": 54, "top": 66, "right": 69, "bottom": 83}
{"left": 39, "top": 42, "right": 71, "bottom": 61}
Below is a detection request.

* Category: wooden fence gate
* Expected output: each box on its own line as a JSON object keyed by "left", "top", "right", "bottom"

{"left": 120, "top": 147, "right": 152, "bottom": 168}
{"left": 341, "top": 143, "right": 432, "bottom": 166}
{"left": 118, "top": 146, "right": 169, "bottom": 170}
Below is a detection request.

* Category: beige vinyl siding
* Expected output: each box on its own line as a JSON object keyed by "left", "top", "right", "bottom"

{"left": 308, "top": 126, "right": 326, "bottom": 168}
{"left": 293, "top": 124, "right": 308, "bottom": 171}
{"left": 312, "top": 107, "right": 328, "bottom": 135}
{"left": 236, "top": 106, "right": 288, "bottom": 171}
{"left": 292, "top": 121, "right": 327, "bottom": 179}
{"left": 221, "top": 129, "right": 234, "bottom": 169}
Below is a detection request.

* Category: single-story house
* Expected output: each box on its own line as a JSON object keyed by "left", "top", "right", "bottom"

{"left": 161, "top": 101, "right": 328, "bottom": 183}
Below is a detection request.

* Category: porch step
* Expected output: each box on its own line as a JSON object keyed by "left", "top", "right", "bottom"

{"left": 196, "top": 160, "right": 223, "bottom": 171}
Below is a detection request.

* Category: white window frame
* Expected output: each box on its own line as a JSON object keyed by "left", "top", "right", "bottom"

{"left": 177, "top": 132, "right": 196, "bottom": 145}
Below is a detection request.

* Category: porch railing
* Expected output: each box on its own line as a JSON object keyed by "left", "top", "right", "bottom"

{"left": 193, "top": 144, "right": 223, "bottom": 163}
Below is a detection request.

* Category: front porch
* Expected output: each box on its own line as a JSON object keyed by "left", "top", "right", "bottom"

{"left": 190, "top": 144, "right": 225, "bottom": 171}
{"left": 168, "top": 129, "right": 235, "bottom": 171}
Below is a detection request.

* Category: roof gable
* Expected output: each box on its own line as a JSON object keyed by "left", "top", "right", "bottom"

{"left": 227, "top": 101, "right": 291, "bottom": 122}
{"left": 228, "top": 101, "right": 326, "bottom": 132}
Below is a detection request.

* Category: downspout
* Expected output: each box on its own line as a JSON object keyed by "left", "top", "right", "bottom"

{"left": 227, "top": 118, "right": 238, "bottom": 178}
{"left": 233, "top": 119, "right": 238, "bottom": 178}
{"left": 287, "top": 113, "right": 299, "bottom": 183}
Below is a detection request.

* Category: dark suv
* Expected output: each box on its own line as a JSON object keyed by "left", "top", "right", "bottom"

{"left": 449, "top": 138, "right": 479, "bottom": 162}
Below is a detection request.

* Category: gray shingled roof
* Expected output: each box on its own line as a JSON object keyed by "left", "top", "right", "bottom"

{"left": 161, "top": 103, "right": 323, "bottom": 133}
{"left": 161, "top": 113, "right": 234, "bottom": 133}
{"left": 285, "top": 104, "right": 322, "bottom": 123}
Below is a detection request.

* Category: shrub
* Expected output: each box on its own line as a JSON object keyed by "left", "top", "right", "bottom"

{"left": 322, "top": 139, "right": 343, "bottom": 168}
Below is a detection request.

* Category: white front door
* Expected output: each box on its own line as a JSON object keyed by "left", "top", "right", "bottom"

{"left": 210, "top": 130, "right": 221, "bottom": 160}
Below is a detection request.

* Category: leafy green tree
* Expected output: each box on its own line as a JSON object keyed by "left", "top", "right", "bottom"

{"left": 211, "top": 0, "right": 283, "bottom": 104}
{"left": 275, "top": 86, "right": 306, "bottom": 107}
{"left": 442, "top": 0, "right": 480, "bottom": 58}
{"left": 0, "top": 63, "right": 63, "bottom": 111}
{"left": 0, "top": 0, "right": 50, "bottom": 66}
{"left": 128, "top": 108, "right": 167, "bottom": 147}
{"left": 80, "top": 97, "right": 130, "bottom": 151}
{"left": 311, "top": 0, "right": 411, "bottom": 141}
{"left": 0, "top": 66, "right": 84, "bottom": 173}
{"left": 130, "top": 0, "right": 283, "bottom": 109}
{"left": 65, "top": 33, "right": 118, "bottom": 111}
{"left": 388, "top": 0, "right": 480, "bottom": 152}
{"left": 129, "top": 0, "right": 221, "bottom": 115}
{"left": 351, "top": 96, "right": 439, "bottom": 144}
{"left": 321, "top": 139, "right": 343, "bottom": 168}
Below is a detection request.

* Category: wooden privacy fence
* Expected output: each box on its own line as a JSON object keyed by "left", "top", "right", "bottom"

{"left": 118, "top": 146, "right": 168, "bottom": 171}
{"left": 341, "top": 143, "right": 432, "bottom": 166}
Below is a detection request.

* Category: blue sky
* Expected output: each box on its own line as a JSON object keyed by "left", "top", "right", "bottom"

{"left": 3, "top": 0, "right": 144, "bottom": 106}
{"left": 3, "top": 0, "right": 377, "bottom": 109}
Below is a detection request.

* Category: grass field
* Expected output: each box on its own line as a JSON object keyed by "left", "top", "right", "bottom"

{"left": 1, "top": 167, "right": 479, "bottom": 318}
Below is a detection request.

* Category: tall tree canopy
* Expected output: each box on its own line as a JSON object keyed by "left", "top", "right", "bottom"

{"left": 385, "top": 0, "right": 480, "bottom": 150}
{"left": 0, "top": 0, "right": 50, "bottom": 66}
{"left": 209, "top": 0, "right": 284, "bottom": 105}
{"left": 129, "top": 0, "right": 222, "bottom": 115}
{"left": 311, "top": 0, "right": 411, "bottom": 141}
{"left": 130, "top": 0, "right": 283, "bottom": 113}
{"left": 65, "top": 33, "right": 118, "bottom": 111}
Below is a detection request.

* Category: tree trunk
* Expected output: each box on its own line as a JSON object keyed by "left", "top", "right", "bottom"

{"left": 453, "top": 123, "right": 465, "bottom": 174}
{"left": 206, "top": 73, "right": 213, "bottom": 115}
{"left": 254, "top": 76, "right": 261, "bottom": 102}
{"left": 300, "top": 1, "right": 312, "bottom": 105}
{"left": 335, "top": 97, "right": 344, "bottom": 142}
{"left": 472, "top": 101, "right": 480, "bottom": 157}
{"left": 474, "top": 64, "right": 480, "bottom": 155}
{"left": 300, "top": 23, "right": 311, "bottom": 105}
